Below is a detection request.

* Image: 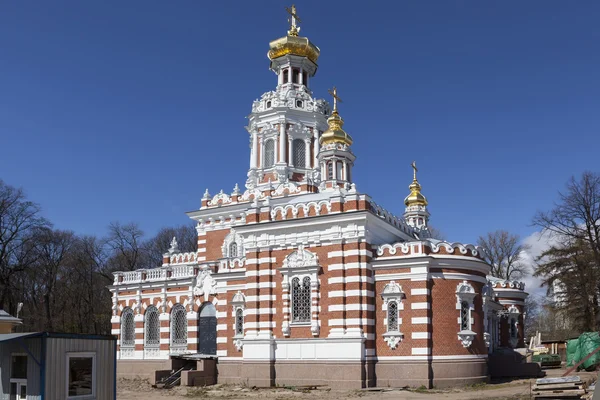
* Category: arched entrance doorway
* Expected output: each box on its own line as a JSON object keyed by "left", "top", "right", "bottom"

{"left": 198, "top": 302, "right": 217, "bottom": 355}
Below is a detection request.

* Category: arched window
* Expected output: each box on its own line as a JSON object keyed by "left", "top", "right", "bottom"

{"left": 145, "top": 306, "right": 160, "bottom": 347}
{"left": 283, "top": 69, "right": 289, "bottom": 83}
{"left": 296, "top": 100, "right": 303, "bottom": 108}
{"left": 266, "top": 101, "right": 271, "bottom": 108}
{"left": 229, "top": 242, "right": 238, "bottom": 258}
{"left": 510, "top": 318, "right": 517, "bottom": 339}
{"left": 292, "top": 68, "right": 300, "bottom": 84}
{"left": 460, "top": 301, "right": 470, "bottom": 331}
{"left": 292, "top": 276, "right": 311, "bottom": 323}
{"left": 264, "top": 139, "right": 275, "bottom": 168}
{"left": 170, "top": 304, "right": 188, "bottom": 347}
{"left": 327, "top": 162, "right": 334, "bottom": 179}
{"left": 293, "top": 139, "right": 305, "bottom": 168}
{"left": 387, "top": 301, "right": 399, "bottom": 332}
{"left": 121, "top": 308, "right": 135, "bottom": 347}
{"left": 235, "top": 308, "right": 244, "bottom": 336}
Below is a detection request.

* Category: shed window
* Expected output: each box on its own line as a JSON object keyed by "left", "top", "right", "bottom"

{"left": 11, "top": 355, "right": 27, "bottom": 379}
{"left": 67, "top": 352, "right": 96, "bottom": 399}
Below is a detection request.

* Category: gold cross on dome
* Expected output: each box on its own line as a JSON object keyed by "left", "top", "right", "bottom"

{"left": 285, "top": 4, "right": 301, "bottom": 36}
{"left": 411, "top": 161, "right": 418, "bottom": 180}
{"left": 328, "top": 86, "right": 342, "bottom": 112}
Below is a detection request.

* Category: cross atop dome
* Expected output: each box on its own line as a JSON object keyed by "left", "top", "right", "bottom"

{"left": 285, "top": 4, "right": 301, "bottom": 36}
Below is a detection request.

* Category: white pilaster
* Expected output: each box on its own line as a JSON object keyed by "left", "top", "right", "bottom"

{"left": 288, "top": 137, "right": 294, "bottom": 167}
{"left": 251, "top": 130, "right": 258, "bottom": 169}
{"left": 279, "top": 122, "right": 286, "bottom": 163}
{"left": 304, "top": 139, "right": 311, "bottom": 169}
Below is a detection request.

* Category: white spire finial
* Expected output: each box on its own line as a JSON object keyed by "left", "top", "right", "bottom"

{"left": 202, "top": 189, "right": 211, "bottom": 199}
{"left": 168, "top": 236, "right": 179, "bottom": 254}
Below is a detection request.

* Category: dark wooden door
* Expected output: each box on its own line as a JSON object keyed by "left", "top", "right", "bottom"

{"left": 198, "top": 304, "right": 217, "bottom": 355}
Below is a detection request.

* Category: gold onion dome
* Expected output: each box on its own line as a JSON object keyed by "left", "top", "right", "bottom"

{"left": 404, "top": 162, "right": 428, "bottom": 206}
{"left": 268, "top": 5, "right": 320, "bottom": 64}
{"left": 319, "top": 87, "right": 353, "bottom": 146}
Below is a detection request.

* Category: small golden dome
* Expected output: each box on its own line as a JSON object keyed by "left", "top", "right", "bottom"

{"left": 268, "top": 35, "right": 320, "bottom": 64}
{"left": 319, "top": 110, "right": 353, "bottom": 146}
{"left": 404, "top": 162, "right": 428, "bottom": 206}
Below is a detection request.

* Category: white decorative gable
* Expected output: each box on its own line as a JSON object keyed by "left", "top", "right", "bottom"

{"left": 283, "top": 245, "right": 319, "bottom": 269}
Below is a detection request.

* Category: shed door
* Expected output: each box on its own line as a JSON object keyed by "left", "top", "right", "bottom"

{"left": 10, "top": 354, "right": 27, "bottom": 400}
{"left": 198, "top": 303, "right": 217, "bottom": 355}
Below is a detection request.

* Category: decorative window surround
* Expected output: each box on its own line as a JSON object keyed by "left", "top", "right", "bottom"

{"left": 381, "top": 281, "right": 405, "bottom": 349}
{"left": 507, "top": 305, "right": 520, "bottom": 348}
{"left": 456, "top": 280, "right": 477, "bottom": 348}
{"left": 144, "top": 305, "right": 160, "bottom": 359}
{"left": 231, "top": 291, "right": 246, "bottom": 351}
{"left": 170, "top": 304, "right": 188, "bottom": 354}
{"left": 120, "top": 308, "right": 135, "bottom": 358}
{"left": 279, "top": 245, "right": 320, "bottom": 337}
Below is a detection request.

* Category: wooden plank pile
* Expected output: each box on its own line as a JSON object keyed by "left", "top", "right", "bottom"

{"left": 533, "top": 376, "right": 587, "bottom": 399}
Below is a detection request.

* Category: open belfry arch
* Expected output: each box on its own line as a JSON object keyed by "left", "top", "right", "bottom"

{"left": 108, "top": 5, "right": 528, "bottom": 389}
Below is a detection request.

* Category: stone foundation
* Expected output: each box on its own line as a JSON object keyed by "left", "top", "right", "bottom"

{"left": 117, "top": 360, "right": 167, "bottom": 380}
{"left": 376, "top": 357, "right": 488, "bottom": 389}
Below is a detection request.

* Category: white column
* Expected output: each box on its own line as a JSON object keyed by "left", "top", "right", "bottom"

{"left": 299, "top": 69, "right": 303, "bottom": 85}
{"left": 313, "top": 130, "right": 319, "bottom": 167}
{"left": 342, "top": 161, "right": 347, "bottom": 181}
{"left": 288, "top": 137, "right": 294, "bottom": 167}
{"left": 279, "top": 123, "right": 286, "bottom": 163}
{"left": 250, "top": 130, "right": 258, "bottom": 169}
{"left": 332, "top": 160, "right": 338, "bottom": 180}
{"left": 259, "top": 137, "right": 264, "bottom": 168}
{"left": 304, "top": 140, "right": 311, "bottom": 169}
{"left": 278, "top": 69, "right": 283, "bottom": 86}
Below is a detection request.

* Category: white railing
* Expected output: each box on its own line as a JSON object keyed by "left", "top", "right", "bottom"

{"left": 113, "top": 266, "right": 196, "bottom": 286}
{"left": 172, "top": 265, "right": 194, "bottom": 278}
{"left": 145, "top": 268, "right": 167, "bottom": 281}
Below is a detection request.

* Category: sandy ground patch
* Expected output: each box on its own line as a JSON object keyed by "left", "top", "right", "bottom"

{"left": 116, "top": 368, "right": 598, "bottom": 400}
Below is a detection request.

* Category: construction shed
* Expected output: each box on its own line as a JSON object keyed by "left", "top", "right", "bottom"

{"left": 0, "top": 332, "right": 116, "bottom": 400}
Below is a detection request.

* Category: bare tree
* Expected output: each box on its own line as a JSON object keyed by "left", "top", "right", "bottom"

{"left": 144, "top": 224, "right": 197, "bottom": 267}
{"left": 477, "top": 230, "right": 531, "bottom": 280}
{"left": 532, "top": 171, "right": 600, "bottom": 272}
{"left": 105, "top": 222, "right": 145, "bottom": 272}
{"left": 0, "top": 180, "right": 50, "bottom": 310}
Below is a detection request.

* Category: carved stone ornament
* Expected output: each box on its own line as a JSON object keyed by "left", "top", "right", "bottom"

{"left": 283, "top": 245, "right": 318, "bottom": 269}
{"left": 311, "top": 321, "right": 320, "bottom": 336}
{"left": 234, "top": 338, "right": 243, "bottom": 352}
{"left": 282, "top": 321, "right": 290, "bottom": 337}
{"left": 193, "top": 267, "right": 217, "bottom": 302}
{"left": 458, "top": 330, "right": 476, "bottom": 348}
{"left": 168, "top": 237, "right": 179, "bottom": 254}
{"left": 484, "top": 332, "right": 491, "bottom": 348}
{"left": 208, "top": 190, "right": 232, "bottom": 206}
{"left": 383, "top": 333, "right": 403, "bottom": 350}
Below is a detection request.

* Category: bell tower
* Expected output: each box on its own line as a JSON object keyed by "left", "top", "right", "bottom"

{"left": 245, "top": 5, "right": 330, "bottom": 192}
{"left": 317, "top": 87, "right": 356, "bottom": 190}
{"left": 403, "top": 161, "right": 430, "bottom": 231}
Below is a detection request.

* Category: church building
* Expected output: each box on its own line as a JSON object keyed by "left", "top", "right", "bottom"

{"left": 110, "top": 6, "right": 528, "bottom": 389}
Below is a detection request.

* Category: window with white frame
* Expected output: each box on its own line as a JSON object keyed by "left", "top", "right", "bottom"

{"left": 145, "top": 305, "right": 160, "bottom": 348}
{"left": 235, "top": 308, "right": 244, "bottom": 336}
{"left": 229, "top": 242, "right": 238, "bottom": 258}
{"left": 66, "top": 352, "right": 96, "bottom": 399}
{"left": 120, "top": 307, "right": 135, "bottom": 348}
{"left": 456, "top": 280, "right": 477, "bottom": 348}
{"left": 280, "top": 246, "right": 320, "bottom": 337}
{"left": 292, "top": 276, "right": 312, "bottom": 323}
{"left": 381, "top": 281, "right": 404, "bottom": 349}
{"left": 327, "top": 162, "right": 333, "bottom": 179}
{"left": 507, "top": 305, "right": 520, "bottom": 348}
{"left": 231, "top": 290, "right": 246, "bottom": 351}
{"left": 264, "top": 139, "right": 275, "bottom": 168}
{"left": 293, "top": 139, "right": 305, "bottom": 168}
{"left": 170, "top": 304, "right": 188, "bottom": 347}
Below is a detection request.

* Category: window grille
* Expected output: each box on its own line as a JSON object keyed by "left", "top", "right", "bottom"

{"left": 387, "top": 301, "right": 399, "bottom": 332}
{"left": 460, "top": 301, "right": 470, "bottom": 330}
{"left": 235, "top": 308, "right": 244, "bottom": 336}
{"left": 293, "top": 139, "right": 305, "bottom": 168}
{"left": 171, "top": 304, "right": 188, "bottom": 346}
{"left": 229, "top": 242, "right": 238, "bottom": 258}
{"left": 327, "top": 162, "right": 333, "bottom": 179}
{"left": 264, "top": 140, "right": 275, "bottom": 168}
{"left": 145, "top": 306, "right": 160, "bottom": 347}
{"left": 292, "top": 276, "right": 312, "bottom": 323}
{"left": 121, "top": 308, "right": 135, "bottom": 347}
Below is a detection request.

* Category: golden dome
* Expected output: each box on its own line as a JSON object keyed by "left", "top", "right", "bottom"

{"left": 268, "top": 5, "right": 320, "bottom": 64}
{"left": 319, "top": 110, "right": 353, "bottom": 146}
{"left": 268, "top": 35, "right": 320, "bottom": 64}
{"left": 404, "top": 162, "right": 428, "bottom": 206}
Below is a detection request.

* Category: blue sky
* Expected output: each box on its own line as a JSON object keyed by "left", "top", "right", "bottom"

{"left": 1, "top": 1, "right": 599, "bottom": 247}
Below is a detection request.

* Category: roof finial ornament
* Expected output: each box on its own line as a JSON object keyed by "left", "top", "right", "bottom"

{"left": 168, "top": 236, "right": 179, "bottom": 254}
{"left": 328, "top": 86, "right": 342, "bottom": 113}
{"left": 411, "top": 161, "right": 418, "bottom": 181}
{"left": 285, "top": 4, "right": 301, "bottom": 36}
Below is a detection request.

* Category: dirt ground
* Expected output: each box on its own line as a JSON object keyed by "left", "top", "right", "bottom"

{"left": 117, "top": 368, "right": 598, "bottom": 400}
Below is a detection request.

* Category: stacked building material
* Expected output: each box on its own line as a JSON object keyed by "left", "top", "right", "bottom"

{"left": 533, "top": 376, "right": 587, "bottom": 399}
